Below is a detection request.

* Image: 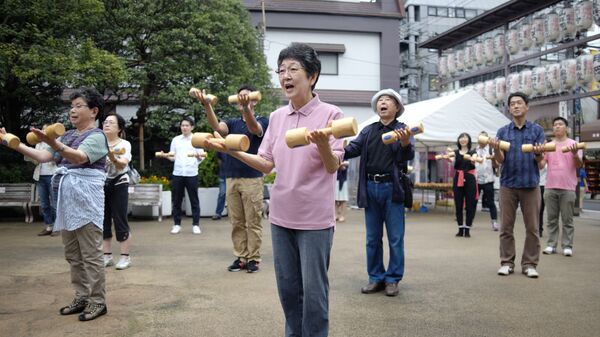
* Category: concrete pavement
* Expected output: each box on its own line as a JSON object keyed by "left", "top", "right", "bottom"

{"left": 1, "top": 208, "right": 599, "bottom": 337}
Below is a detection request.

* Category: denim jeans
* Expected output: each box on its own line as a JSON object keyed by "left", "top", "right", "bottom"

{"left": 364, "top": 181, "right": 406, "bottom": 284}
{"left": 171, "top": 175, "right": 200, "bottom": 226}
{"left": 215, "top": 177, "right": 226, "bottom": 216}
{"left": 271, "top": 224, "right": 334, "bottom": 337}
{"left": 37, "top": 175, "right": 56, "bottom": 225}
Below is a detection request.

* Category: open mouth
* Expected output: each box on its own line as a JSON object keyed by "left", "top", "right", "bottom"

{"left": 284, "top": 83, "right": 294, "bottom": 90}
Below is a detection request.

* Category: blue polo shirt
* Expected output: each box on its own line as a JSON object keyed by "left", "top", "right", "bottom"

{"left": 223, "top": 117, "right": 269, "bottom": 178}
{"left": 497, "top": 120, "right": 545, "bottom": 188}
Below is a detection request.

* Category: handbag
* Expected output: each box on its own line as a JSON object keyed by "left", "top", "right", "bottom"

{"left": 127, "top": 166, "right": 141, "bottom": 185}
{"left": 400, "top": 172, "right": 414, "bottom": 208}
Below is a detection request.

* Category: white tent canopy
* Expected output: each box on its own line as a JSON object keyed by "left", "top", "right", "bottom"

{"left": 357, "top": 90, "right": 511, "bottom": 150}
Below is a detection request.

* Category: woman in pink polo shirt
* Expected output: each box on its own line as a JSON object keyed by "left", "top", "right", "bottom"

{"left": 208, "top": 43, "right": 344, "bottom": 337}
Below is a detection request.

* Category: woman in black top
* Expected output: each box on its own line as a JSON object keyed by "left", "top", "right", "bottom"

{"left": 451, "top": 132, "right": 478, "bottom": 237}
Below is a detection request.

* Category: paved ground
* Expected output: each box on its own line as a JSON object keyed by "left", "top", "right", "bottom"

{"left": 1, "top": 208, "right": 599, "bottom": 337}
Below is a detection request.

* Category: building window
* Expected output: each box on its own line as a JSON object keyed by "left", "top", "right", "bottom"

{"left": 465, "top": 9, "right": 477, "bottom": 18}
{"left": 429, "top": 75, "right": 439, "bottom": 92}
{"left": 414, "top": 5, "right": 420, "bottom": 22}
{"left": 428, "top": 6, "right": 437, "bottom": 16}
{"left": 319, "top": 52, "right": 338, "bottom": 75}
{"left": 448, "top": 8, "right": 455, "bottom": 18}
{"left": 437, "top": 7, "right": 448, "bottom": 17}
{"left": 455, "top": 8, "right": 465, "bottom": 18}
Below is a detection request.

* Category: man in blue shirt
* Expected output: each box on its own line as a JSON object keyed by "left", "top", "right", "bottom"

{"left": 489, "top": 92, "right": 546, "bottom": 279}
{"left": 195, "top": 85, "right": 268, "bottom": 273}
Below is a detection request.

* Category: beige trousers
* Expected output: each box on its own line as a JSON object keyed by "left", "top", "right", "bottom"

{"left": 62, "top": 223, "right": 105, "bottom": 305}
{"left": 499, "top": 187, "right": 541, "bottom": 269}
{"left": 226, "top": 177, "right": 264, "bottom": 262}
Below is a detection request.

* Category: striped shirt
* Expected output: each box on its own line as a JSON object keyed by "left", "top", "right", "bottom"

{"left": 497, "top": 120, "right": 545, "bottom": 188}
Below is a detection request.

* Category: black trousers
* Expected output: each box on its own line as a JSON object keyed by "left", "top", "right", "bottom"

{"left": 103, "top": 176, "right": 130, "bottom": 241}
{"left": 478, "top": 182, "right": 498, "bottom": 221}
{"left": 539, "top": 185, "right": 545, "bottom": 234}
{"left": 171, "top": 175, "right": 200, "bottom": 226}
{"left": 453, "top": 174, "right": 477, "bottom": 228}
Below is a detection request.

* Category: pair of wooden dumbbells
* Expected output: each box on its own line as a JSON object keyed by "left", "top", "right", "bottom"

{"left": 1, "top": 123, "right": 65, "bottom": 149}
{"left": 188, "top": 88, "right": 262, "bottom": 106}
{"left": 155, "top": 132, "right": 250, "bottom": 159}
{"left": 479, "top": 135, "right": 586, "bottom": 153}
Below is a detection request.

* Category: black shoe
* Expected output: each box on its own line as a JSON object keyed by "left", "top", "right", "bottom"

{"left": 78, "top": 303, "right": 107, "bottom": 321}
{"left": 227, "top": 258, "right": 245, "bottom": 272}
{"left": 246, "top": 260, "right": 259, "bottom": 273}
{"left": 211, "top": 215, "right": 221, "bottom": 220}
{"left": 59, "top": 298, "right": 87, "bottom": 315}
{"left": 464, "top": 228, "right": 471, "bottom": 238}
{"left": 455, "top": 228, "right": 464, "bottom": 237}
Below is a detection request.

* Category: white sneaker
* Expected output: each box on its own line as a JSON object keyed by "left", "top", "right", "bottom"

{"left": 491, "top": 221, "right": 499, "bottom": 231}
{"left": 192, "top": 226, "right": 202, "bottom": 235}
{"left": 522, "top": 267, "right": 539, "bottom": 278}
{"left": 497, "top": 265, "right": 514, "bottom": 276}
{"left": 543, "top": 246, "right": 556, "bottom": 255}
{"left": 115, "top": 256, "right": 131, "bottom": 270}
{"left": 563, "top": 248, "right": 573, "bottom": 256}
{"left": 170, "top": 225, "right": 181, "bottom": 234}
{"left": 103, "top": 255, "right": 114, "bottom": 268}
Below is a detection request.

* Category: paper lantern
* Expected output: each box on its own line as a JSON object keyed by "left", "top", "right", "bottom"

{"left": 495, "top": 77, "right": 506, "bottom": 103}
{"left": 576, "top": 0, "right": 593, "bottom": 31}
{"left": 474, "top": 82, "right": 485, "bottom": 97}
{"left": 545, "top": 10, "right": 561, "bottom": 42}
{"left": 532, "top": 16, "right": 546, "bottom": 47}
{"left": 507, "top": 27, "right": 519, "bottom": 55}
{"left": 464, "top": 45, "right": 474, "bottom": 69}
{"left": 438, "top": 56, "right": 448, "bottom": 78}
{"left": 507, "top": 73, "right": 520, "bottom": 94}
{"left": 532, "top": 66, "right": 547, "bottom": 96}
{"left": 518, "top": 22, "right": 532, "bottom": 51}
{"left": 546, "top": 63, "right": 561, "bottom": 93}
{"left": 474, "top": 41, "right": 484, "bottom": 66}
{"left": 594, "top": 0, "right": 600, "bottom": 26}
{"left": 484, "top": 37, "right": 495, "bottom": 64}
{"left": 484, "top": 80, "right": 497, "bottom": 103}
{"left": 561, "top": 58, "right": 577, "bottom": 91}
{"left": 560, "top": 6, "right": 577, "bottom": 40}
{"left": 494, "top": 33, "right": 505, "bottom": 61}
{"left": 455, "top": 49, "right": 465, "bottom": 73}
{"left": 577, "top": 54, "right": 594, "bottom": 85}
{"left": 594, "top": 54, "right": 600, "bottom": 81}
{"left": 447, "top": 52, "right": 456, "bottom": 76}
{"left": 519, "top": 70, "right": 533, "bottom": 96}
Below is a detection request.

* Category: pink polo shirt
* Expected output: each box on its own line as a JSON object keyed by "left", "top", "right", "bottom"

{"left": 258, "top": 94, "right": 345, "bottom": 230}
{"left": 545, "top": 138, "right": 581, "bottom": 191}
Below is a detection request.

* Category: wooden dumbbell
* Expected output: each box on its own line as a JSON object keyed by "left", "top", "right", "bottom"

{"left": 478, "top": 135, "right": 510, "bottom": 151}
{"left": 189, "top": 87, "right": 218, "bottom": 106}
{"left": 521, "top": 143, "right": 556, "bottom": 153}
{"left": 0, "top": 133, "right": 20, "bottom": 149}
{"left": 561, "top": 142, "right": 586, "bottom": 153}
{"left": 381, "top": 123, "right": 424, "bottom": 145}
{"left": 285, "top": 117, "right": 358, "bottom": 148}
{"left": 228, "top": 91, "right": 262, "bottom": 104}
{"left": 111, "top": 148, "right": 126, "bottom": 155}
{"left": 191, "top": 133, "right": 250, "bottom": 151}
{"left": 26, "top": 123, "right": 65, "bottom": 145}
{"left": 463, "top": 154, "right": 484, "bottom": 163}
{"left": 187, "top": 152, "right": 207, "bottom": 158}
{"left": 155, "top": 151, "right": 174, "bottom": 158}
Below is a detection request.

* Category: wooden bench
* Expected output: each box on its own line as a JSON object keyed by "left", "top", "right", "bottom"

{"left": 128, "top": 184, "right": 163, "bottom": 222}
{"left": 0, "top": 183, "right": 36, "bottom": 223}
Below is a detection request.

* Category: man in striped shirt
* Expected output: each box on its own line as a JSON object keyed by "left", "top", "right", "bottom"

{"left": 489, "top": 92, "right": 545, "bottom": 279}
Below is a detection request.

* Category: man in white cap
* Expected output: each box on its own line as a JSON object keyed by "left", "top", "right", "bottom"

{"left": 344, "top": 89, "right": 414, "bottom": 297}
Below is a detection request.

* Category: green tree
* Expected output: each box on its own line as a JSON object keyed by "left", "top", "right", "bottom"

{"left": 98, "top": 0, "right": 278, "bottom": 170}
{"left": 0, "top": 0, "right": 127, "bottom": 137}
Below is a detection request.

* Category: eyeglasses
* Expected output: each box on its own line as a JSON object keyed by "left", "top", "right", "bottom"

{"left": 70, "top": 104, "right": 89, "bottom": 110}
{"left": 275, "top": 66, "right": 303, "bottom": 77}
{"left": 102, "top": 120, "right": 117, "bottom": 126}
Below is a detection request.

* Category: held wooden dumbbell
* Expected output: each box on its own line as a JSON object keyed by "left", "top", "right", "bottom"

{"left": 191, "top": 132, "right": 250, "bottom": 151}
{"left": 0, "top": 133, "right": 20, "bottom": 149}
{"left": 187, "top": 152, "right": 207, "bottom": 158}
{"left": 521, "top": 143, "right": 556, "bottom": 153}
{"left": 111, "top": 148, "right": 126, "bottom": 155}
{"left": 228, "top": 91, "right": 262, "bottom": 104}
{"left": 285, "top": 117, "right": 358, "bottom": 148}
{"left": 189, "top": 87, "right": 218, "bottom": 106}
{"left": 26, "top": 123, "right": 65, "bottom": 145}
{"left": 155, "top": 151, "right": 175, "bottom": 158}
{"left": 463, "top": 154, "right": 484, "bottom": 163}
{"left": 561, "top": 142, "right": 586, "bottom": 153}
{"left": 381, "top": 123, "right": 424, "bottom": 145}
{"left": 478, "top": 135, "right": 510, "bottom": 152}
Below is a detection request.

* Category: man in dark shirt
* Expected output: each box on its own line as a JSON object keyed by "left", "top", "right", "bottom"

{"left": 195, "top": 84, "right": 268, "bottom": 273}
{"left": 489, "top": 92, "right": 545, "bottom": 279}
{"left": 344, "top": 89, "right": 414, "bottom": 297}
